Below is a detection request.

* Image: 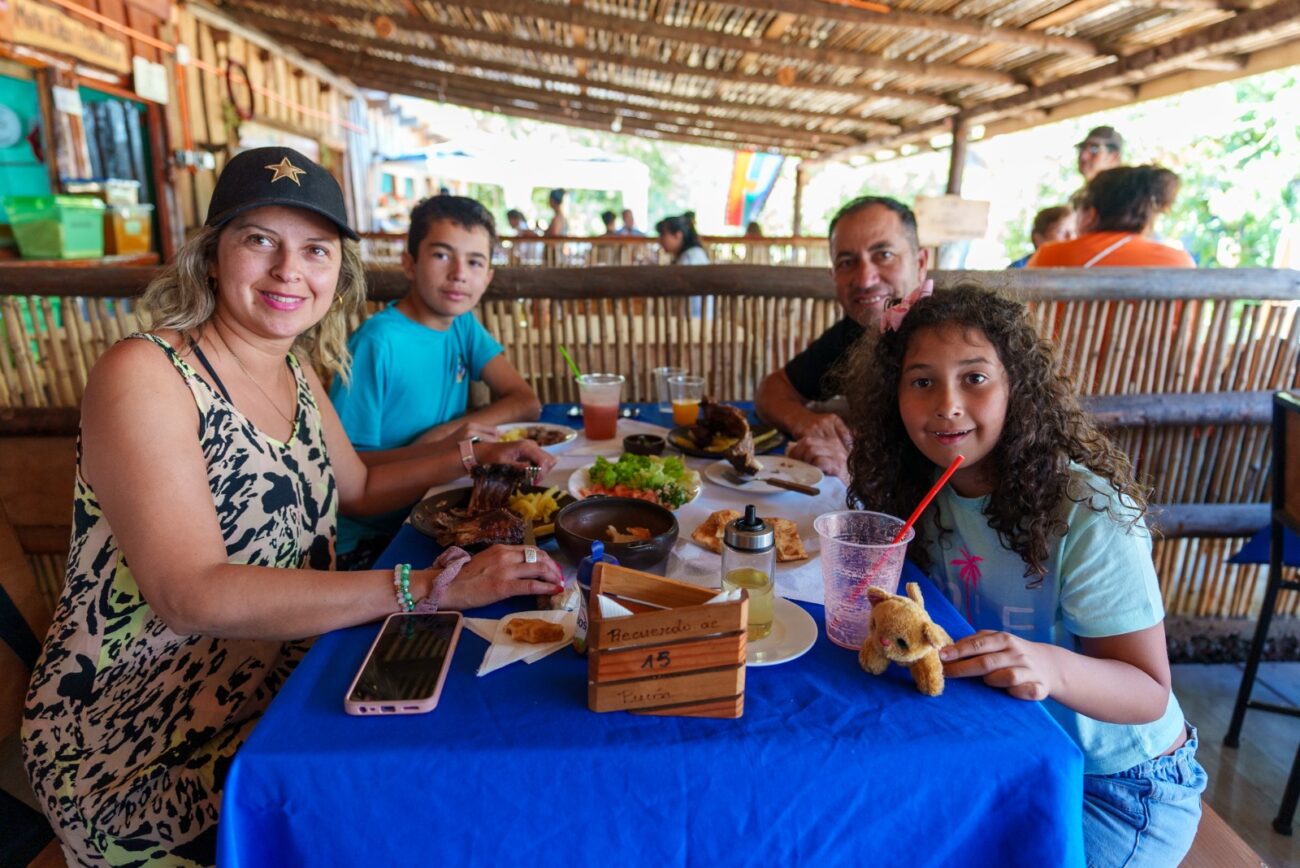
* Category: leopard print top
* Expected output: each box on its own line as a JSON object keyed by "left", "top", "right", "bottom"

{"left": 22, "top": 333, "right": 337, "bottom": 866}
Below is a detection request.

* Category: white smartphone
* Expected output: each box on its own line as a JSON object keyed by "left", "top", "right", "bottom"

{"left": 344, "top": 611, "right": 463, "bottom": 715}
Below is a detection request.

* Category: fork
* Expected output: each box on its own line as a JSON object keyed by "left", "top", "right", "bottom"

{"left": 721, "top": 467, "right": 820, "bottom": 496}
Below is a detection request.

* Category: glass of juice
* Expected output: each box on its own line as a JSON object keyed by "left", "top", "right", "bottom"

{"left": 668, "top": 374, "right": 705, "bottom": 426}
{"left": 576, "top": 373, "right": 624, "bottom": 440}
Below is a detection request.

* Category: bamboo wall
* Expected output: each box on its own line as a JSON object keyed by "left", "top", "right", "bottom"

{"left": 1, "top": 267, "right": 1298, "bottom": 621}
{"left": 167, "top": 5, "right": 357, "bottom": 234}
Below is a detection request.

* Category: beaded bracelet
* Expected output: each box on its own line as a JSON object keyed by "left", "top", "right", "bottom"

{"left": 392, "top": 563, "right": 414, "bottom": 612}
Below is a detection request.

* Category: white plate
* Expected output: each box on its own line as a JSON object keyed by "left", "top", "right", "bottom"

{"left": 703, "top": 456, "right": 824, "bottom": 495}
{"left": 568, "top": 462, "right": 702, "bottom": 510}
{"left": 495, "top": 423, "right": 578, "bottom": 452}
{"left": 748, "top": 597, "right": 818, "bottom": 667}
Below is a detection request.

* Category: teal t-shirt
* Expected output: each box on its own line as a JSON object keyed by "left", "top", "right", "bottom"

{"left": 922, "top": 463, "right": 1185, "bottom": 776}
{"left": 330, "top": 304, "right": 503, "bottom": 553}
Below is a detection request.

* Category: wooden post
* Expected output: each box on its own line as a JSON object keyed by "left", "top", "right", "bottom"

{"left": 793, "top": 163, "right": 805, "bottom": 238}
{"left": 946, "top": 114, "right": 968, "bottom": 196}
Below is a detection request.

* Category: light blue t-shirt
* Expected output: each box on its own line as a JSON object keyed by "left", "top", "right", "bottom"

{"left": 923, "top": 463, "right": 1185, "bottom": 776}
{"left": 330, "top": 303, "right": 503, "bottom": 553}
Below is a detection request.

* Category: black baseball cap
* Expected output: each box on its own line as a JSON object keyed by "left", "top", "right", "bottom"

{"left": 204, "top": 146, "right": 359, "bottom": 240}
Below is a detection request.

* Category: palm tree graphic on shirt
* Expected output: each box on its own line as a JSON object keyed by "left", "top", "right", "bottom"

{"left": 952, "top": 547, "right": 984, "bottom": 622}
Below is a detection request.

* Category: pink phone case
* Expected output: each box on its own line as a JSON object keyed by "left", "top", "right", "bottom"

{"left": 344, "top": 611, "right": 463, "bottom": 716}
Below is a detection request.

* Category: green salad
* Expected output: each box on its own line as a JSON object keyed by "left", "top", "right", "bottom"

{"left": 586, "top": 454, "right": 700, "bottom": 509}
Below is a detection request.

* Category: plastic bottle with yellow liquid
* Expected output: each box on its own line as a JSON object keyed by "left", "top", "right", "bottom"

{"left": 721, "top": 505, "right": 776, "bottom": 641}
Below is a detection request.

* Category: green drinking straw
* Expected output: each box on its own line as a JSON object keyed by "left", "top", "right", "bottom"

{"left": 559, "top": 346, "right": 582, "bottom": 380}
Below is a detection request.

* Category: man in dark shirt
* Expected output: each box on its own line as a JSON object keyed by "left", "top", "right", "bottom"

{"left": 756, "top": 196, "right": 928, "bottom": 478}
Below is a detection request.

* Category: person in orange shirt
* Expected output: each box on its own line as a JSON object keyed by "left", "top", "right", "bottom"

{"left": 1028, "top": 165, "right": 1194, "bottom": 269}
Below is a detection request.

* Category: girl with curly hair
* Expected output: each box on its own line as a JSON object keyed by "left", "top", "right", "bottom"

{"left": 844, "top": 284, "right": 1205, "bottom": 867}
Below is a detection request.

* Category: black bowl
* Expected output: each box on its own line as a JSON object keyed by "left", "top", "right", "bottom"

{"left": 623, "top": 434, "right": 666, "bottom": 456}
{"left": 554, "top": 496, "right": 678, "bottom": 571}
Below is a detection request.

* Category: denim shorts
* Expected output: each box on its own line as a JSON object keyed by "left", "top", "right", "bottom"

{"left": 1082, "top": 723, "right": 1208, "bottom": 868}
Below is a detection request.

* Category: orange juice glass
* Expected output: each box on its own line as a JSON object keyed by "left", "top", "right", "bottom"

{"left": 668, "top": 374, "right": 704, "bottom": 426}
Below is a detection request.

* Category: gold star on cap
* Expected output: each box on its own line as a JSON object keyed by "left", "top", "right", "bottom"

{"left": 264, "top": 157, "right": 307, "bottom": 185}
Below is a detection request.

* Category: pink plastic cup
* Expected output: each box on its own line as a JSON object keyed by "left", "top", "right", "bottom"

{"left": 814, "top": 510, "right": 914, "bottom": 650}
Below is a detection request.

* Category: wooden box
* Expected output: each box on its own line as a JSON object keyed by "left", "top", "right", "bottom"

{"left": 587, "top": 563, "right": 747, "bottom": 719}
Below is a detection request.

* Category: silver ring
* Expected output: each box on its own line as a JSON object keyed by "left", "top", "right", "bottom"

{"left": 523, "top": 546, "right": 538, "bottom": 564}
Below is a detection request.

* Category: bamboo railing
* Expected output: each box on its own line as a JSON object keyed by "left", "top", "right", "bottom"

{"left": 2, "top": 263, "right": 1298, "bottom": 621}
{"left": 359, "top": 233, "right": 830, "bottom": 269}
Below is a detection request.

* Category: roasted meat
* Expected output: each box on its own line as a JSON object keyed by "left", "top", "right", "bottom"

{"left": 438, "top": 508, "right": 525, "bottom": 548}
{"left": 467, "top": 464, "right": 526, "bottom": 514}
{"left": 687, "top": 398, "right": 749, "bottom": 445}
{"left": 688, "top": 397, "right": 761, "bottom": 476}
{"left": 431, "top": 464, "right": 530, "bottom": 547}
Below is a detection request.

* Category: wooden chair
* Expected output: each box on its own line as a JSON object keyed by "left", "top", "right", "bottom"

{"left": 1223, "top": 390, "right": 1300, "bottom": 835}
{"left": 0, "top": 407, "right": 76, "bottom": 866}
{"left": 0, "top": 496, "right": 58, "bottom": 865}
{"left": 1181, "top": 802, "right": 1267, "bottom": 866}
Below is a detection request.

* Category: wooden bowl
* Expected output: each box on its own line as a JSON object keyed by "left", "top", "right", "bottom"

{"left": 554, "top": 496, "right": 678, "bottom": 571}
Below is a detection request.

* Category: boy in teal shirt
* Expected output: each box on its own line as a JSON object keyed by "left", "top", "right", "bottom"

{"left": 331, "top": 196, "right": 540, "bottom": 568}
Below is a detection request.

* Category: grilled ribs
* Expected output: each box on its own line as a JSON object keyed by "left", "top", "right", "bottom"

{"left": 688, "top": 397, "right": 761, "bottom": 476}
{"left": 467, "top": 464, "right": 526, "bottom": 514}
{"left": 434, "top": 464, "right": 529, "bottom": 546}
{"left": 440, "top": 507, "right": 525, "bottom": 548}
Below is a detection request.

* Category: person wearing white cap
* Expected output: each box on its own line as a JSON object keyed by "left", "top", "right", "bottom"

{"left": 22, "top": 147, "right": 563, "bottom": 864}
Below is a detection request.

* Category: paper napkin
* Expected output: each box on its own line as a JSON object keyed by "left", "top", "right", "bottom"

{"left": 594, "top": 588, "right": 740, "bottom": 621}
{"left": 476, "top": 609, "right": 578, "bottom": 676}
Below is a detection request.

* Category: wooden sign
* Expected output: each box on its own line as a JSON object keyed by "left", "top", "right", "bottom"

{"left": 132, "top": 55, "right": 169, "bottom": 104}
{"left": 14, "top": 0, "right": 131, "bottom": 74}
{"left": 914, "top": 194, "right": 992, "bottom": 245}
{"left": 587, "top": 563, "right": 747, "bottom": 719}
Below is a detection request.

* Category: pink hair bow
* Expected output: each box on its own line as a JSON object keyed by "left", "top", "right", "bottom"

{"left": 880, "top": 279, "right": 934, "bottom": 334}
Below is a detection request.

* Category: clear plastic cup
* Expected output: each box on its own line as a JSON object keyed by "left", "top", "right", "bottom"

{"left": 576, "top": 373, "right": 624, "bottom": 440}
{"left": 668, "top": 374, "right": 705, "bottom": 426}
{"left": 814, "top": 510, "right": 914, "bottom": 650}
{"left": 653, "top": 365, "right": 687, "bottom": 414}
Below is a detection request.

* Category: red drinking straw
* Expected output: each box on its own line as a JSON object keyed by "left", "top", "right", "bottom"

{"left": 892, "top": 454, "right": 965, "bottom": 545}
{"left": 841, "top": 454, "right": 965, "bottom": 609}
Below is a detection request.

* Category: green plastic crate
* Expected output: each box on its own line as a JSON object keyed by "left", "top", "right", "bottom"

{"left": 1, "top": 195, "right": 106, "bottom": 259}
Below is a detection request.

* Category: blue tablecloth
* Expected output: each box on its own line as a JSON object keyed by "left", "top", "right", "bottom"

{"left": 217, "top": 404, "right": 1085, "bottom": 867}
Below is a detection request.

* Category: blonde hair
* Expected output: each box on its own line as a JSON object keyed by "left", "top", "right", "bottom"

{"left": 140, "top": 223, "right": 367, "bottom": 383}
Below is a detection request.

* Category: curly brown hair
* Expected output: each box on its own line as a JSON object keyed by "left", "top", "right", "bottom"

{"left": 842, "top": 284, "right": 1147, "bottom": 584}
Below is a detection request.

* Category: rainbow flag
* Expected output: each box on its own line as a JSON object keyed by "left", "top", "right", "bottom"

{"left": 724, "top": 151, "right": 784, "bottom": 228}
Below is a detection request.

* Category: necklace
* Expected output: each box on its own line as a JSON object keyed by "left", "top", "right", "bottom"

{"left": 214, "top": 330, "right": 295, "bottom": 426}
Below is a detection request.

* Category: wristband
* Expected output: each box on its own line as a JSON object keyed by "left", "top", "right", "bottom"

{"left": 458, "top": 437, "right": 479, "bottom": 474}
{"left": 415, "top": 546, "right": 472, "bottom": 613}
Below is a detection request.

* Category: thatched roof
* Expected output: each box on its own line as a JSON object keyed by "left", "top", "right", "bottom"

{"left": 212, "top": 0, "right": 1300, "bottom": 160}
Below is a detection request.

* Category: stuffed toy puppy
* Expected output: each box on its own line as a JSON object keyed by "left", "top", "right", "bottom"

{"left": 859, "top": 582, "right": 954, "bottom": 697}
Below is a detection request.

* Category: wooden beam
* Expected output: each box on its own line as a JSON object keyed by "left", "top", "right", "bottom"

{"left": 945, "top": 115, "right": 968, "bottom": 196}
{"left": 792, "top": 164, "right": 806, "bottom": 237}
{"left": 810, "top": 0, "right": 1300, "bottom": 165}
{"left": 275, "top": 29, "right": 901, "bottom": 136}
{"left": 1185, "top": 55, "right": 1247, "bottom": 72}
{"left": 9, "top": 265, "right": 1300, "bottom": 302}
{"left": 224, "top": 2, "right": 956, "bottom": 110}
{"left": 750, "top": 0, "right": 1100, "bottom": 56}
{"left": 356, "top": 68, "right": 840, "bottom": 153}
{"left": 1081, "top": 391, "right": 1275, "bottom": 427}
{"left": 1147, "top": 504, "right": 1271, "bottom": 538}
{"left": 226, "top": 0, "right": 1015, "bottom": 87}
{"left": 387, "top": 86, "right": 827, "bottom": 157}
{"left": 346, "top": 60, "right": 863, "bottom": 146}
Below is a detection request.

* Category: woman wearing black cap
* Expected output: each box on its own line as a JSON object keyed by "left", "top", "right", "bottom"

{"left": 21, "top": 147, "right": 563, "bottom": 865}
